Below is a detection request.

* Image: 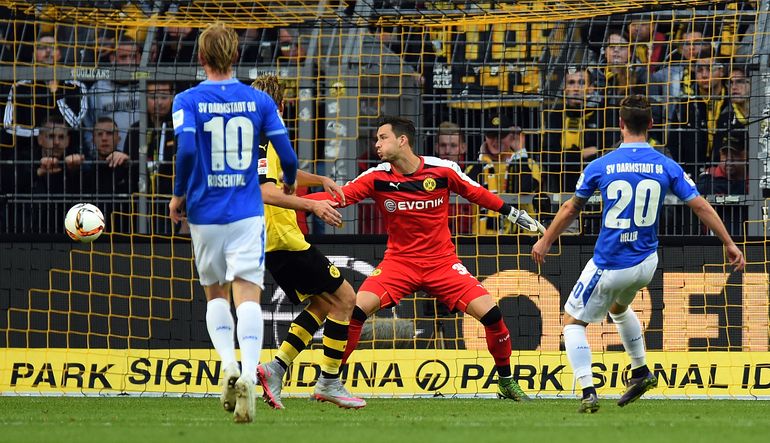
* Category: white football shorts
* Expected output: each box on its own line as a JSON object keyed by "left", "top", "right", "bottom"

{"left": 189, "top": 215, "right": 266, "bottom": 288}
{"left": 564, "top": 251, "right": 657, "bottom": 323}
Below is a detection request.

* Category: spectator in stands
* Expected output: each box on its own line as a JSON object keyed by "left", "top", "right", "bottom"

{"left": 476, "top": 114, "right": 541, "bottom": 234}
{"left": 716, "top": 2, "right": 758, "bottom": 58}
{"left": 597, "top": 29, "right": 649, "bottom": 106}
{"left": 697, "top": 138, "right": 748, "bottom": 236}
{"left": 157, "top": 26, "right": 198, "bottom": 65}
{"left": 278, "top": 28, "right": 306, "bottom": 62}
{"left": 239, "top": 28, "right": 273, "bottom": 64}
{"left": 33, "top": 114, "right": 84, "bottom": 194}
{"left": 651, "top": 25, "right": 712, "bottom": 119}
{"left": 480, "top": 114, "right": 517, "bottom": 165}
{"left": 434, "top": 121, "right": 475, "bottom": 235}
{"left": 542, "top": 67, "right": 604, "bottom": 194}
{"left": 672, "top": 26, "right": 713, "bottom": 66}
{"left": 90, "top": 116, "right": 137, "bottom": 194}
{"left": 627, "top": 14, "right": 668, "bottom": 70}
{"left": 672, "top": 54, "right": 729, "bottom": 177}
{"left": 3, "top": 31, "right": 88, "bottom": 145}
{"left": 3, "top": 31, "right": 87, "bottom": 195}
{"left": 87, "top": 28, "right": 116, "bottom": 66}
{"left": 435, "top": 121, "right": 468, "bottom": 165}
{"left": 112, "top": 35, "right": 142, "bottom": 67}
{"left": 34, "top": 30, "right": 59, "bottom": 65}
{"left": 83, "top": 34, "right": 142, "bottom": 160}
{"left": 715, "top": 65, "right": 750, "bottom": 161}
{"left": 697, "top": 137, "right": 748, "bottom": 196}
{"left": 129, "top": 81, "right": 175, "bottom": 195}
{"left": 597, "top": 29, "right": 665, "bottom": 148}
{"left": 481, "top": 115, "right": 541, "bottom": 195}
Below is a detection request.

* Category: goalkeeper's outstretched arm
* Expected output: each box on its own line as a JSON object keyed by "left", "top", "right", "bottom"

{"left": 447, "top": 162, "right": 545, "bottom": 234}
{"left": 261, "top": 182, "right": 342, "bottom": 228}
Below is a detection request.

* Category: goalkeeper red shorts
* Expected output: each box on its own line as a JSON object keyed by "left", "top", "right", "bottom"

{"left": 358, "top": 255, "right": 489, "bottom": 312}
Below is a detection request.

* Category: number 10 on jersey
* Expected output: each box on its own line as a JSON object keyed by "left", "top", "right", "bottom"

{"left": 203, "top": 116, "right": 255, "bottom": 171}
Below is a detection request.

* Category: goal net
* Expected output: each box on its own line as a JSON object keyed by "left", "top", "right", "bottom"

{"left": 1, "top": 0, "right": 769, "bottom": 399}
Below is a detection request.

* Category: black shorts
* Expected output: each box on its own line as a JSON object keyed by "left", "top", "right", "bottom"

{"left": 265, "top": 245, "right": 344, "bottom": 304}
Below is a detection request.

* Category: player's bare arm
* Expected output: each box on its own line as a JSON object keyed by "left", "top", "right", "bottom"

{"left": 281, "top": 181, "right": 297, "bottom": 196}
{"left": 532, "top": 196, "right": 587, "bottom": 265}
{"left": 168, "top": 195, "right": 186, "bottom": 224}
{"left": 304, "top": 172, "right": 372, "bottom": 209}
{"left": 296, "top": 170, "right": 346, "bottom": 205}
{"left": 261, "top": 182, "right": 342, "bottom": 227}
{"left": 686, "top": 196, "right": 746, "bottom": 271}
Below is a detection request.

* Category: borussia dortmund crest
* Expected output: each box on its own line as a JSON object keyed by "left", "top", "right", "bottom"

{"left": 370, "top": 268, "right": 382, "bottom": 276}
{"left": 329, "top": 265, "right": 341, "bottom": 278}
{"left": 423, "top": 177, "right": 436, "bottom": 191}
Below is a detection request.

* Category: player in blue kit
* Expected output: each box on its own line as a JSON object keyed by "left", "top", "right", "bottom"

{"left": 169, "top": 22, "right": 298, "bottom": 423}
{"left": 531, "top": 95, "right": 745, "bottom": 413}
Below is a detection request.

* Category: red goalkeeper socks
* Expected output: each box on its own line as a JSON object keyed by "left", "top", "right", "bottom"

{"left": 341, "top": 306, "right": 368, "bottom": 364}
{"left": 481, "top": 307, "right": 512, "bottom": 371}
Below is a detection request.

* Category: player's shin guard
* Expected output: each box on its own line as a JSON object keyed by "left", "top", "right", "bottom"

{"left": 236, "top": 301, "right": 263, "bottom": 384}
{"left": 480, "top": 307, "right": 512, "bottom": 377}
{"left": 609, "top": 308, "right": 647, "bottom": 370}
{"left": 321, "top": 317, "right": 349, "bottom": 379}
{"left": 564, "top": 324, "right": 593, "bottom": 389}
{"left": 276, "top": 308, "right": 323, "bottom": 369}
{"left": 341, "top": 306, "right": 367, "bottom": 365}
{"left": 206, "top": 298, "right": 237, "bottom": 367}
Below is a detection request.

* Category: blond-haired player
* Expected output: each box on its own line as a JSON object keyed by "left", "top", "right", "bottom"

{"left": 169, "top": 23, "right": 299, "bottom": 423}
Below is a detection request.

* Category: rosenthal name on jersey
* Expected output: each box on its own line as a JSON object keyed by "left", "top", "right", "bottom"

{"left": 606, "top": 162, "right": 664, "bottom": 174}
{"left": 208, "top": 173, "right": 246, "bottom": 187}
{"left": 197, "top": 101, "right": 257, "bottom": 114}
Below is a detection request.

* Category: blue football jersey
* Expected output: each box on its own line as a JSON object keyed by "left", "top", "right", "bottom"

{"left": 575, "top": 142, "right": 699, "bottom": 269}
{"left": 172, "top": 78, "right": 295, "bottom": 224}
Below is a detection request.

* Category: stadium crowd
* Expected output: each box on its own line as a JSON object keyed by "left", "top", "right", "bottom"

{"left": 0, "top": 2, "right": 760, "bottom": 235}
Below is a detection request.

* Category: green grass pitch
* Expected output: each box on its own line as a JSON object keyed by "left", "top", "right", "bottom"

{"left": 1, "top": 397, "right": 768, "bottom": 443}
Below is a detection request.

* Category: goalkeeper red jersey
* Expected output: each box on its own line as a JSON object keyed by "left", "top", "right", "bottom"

{"left": 310, "top": 156, "right": 506, "bottom": 260}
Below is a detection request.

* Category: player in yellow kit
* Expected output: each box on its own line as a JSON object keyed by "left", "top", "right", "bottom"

{"left": 252, "top": 74, "right": 366, "bottom": 410}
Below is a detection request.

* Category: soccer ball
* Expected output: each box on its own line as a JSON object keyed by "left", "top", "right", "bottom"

{"left": 64, "top": 203, "right": 105, "bottom": 243}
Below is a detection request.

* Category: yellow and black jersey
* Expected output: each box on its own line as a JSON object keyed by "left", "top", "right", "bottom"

{"left": 473, "top": 151, "right": 541, "bottom": 235}
{"left": 258, "top": 141, "right": 310, "bottom": 253}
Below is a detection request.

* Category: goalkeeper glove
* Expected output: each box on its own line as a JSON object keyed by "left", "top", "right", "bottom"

{"left": 507, "top": 207, "right": 546, "bottom": 234}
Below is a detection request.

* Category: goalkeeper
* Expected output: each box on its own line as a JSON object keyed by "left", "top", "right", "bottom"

{"left": 307, "top": 116, "right": 544, "bottom": 401}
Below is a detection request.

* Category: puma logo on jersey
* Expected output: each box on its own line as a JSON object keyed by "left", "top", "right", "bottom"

{"left": 389, "top": 182, "right": 401, "bottom": 190}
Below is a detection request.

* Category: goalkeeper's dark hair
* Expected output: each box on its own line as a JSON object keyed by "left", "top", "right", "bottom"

{"left": 379, "top": 116, "right": 416, "bottom": 147}
{"left": 619, "top": 95, "right": 652, "bottom": 135}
